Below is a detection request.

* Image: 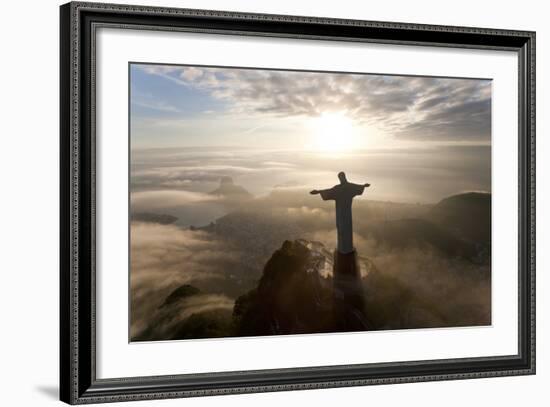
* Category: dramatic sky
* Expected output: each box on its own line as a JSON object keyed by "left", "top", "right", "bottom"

{"left": 129, "top": 64, "right": 492, "bottom": 339}
{"left": 130, "top": 63, "right": 491, "bottom": 204}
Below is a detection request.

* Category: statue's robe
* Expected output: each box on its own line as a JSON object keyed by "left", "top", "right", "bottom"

{"left": 320, "top": 182, "right": 365, "bottom": 254}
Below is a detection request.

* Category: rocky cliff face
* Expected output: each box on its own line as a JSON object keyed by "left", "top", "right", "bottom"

{"left": 233, "top": 240, "right": 374, "bottom": 336}
{"left": 134, "top": 235, "right": 490, "bottom": 341}
{"left": 430, "top": 192, "right": 491, "bottom": 243}
{"left": 232, "top": 238, "right": 484, "bottom": 336}
{"left": 209, "top": 176, "right": 253, "bottom": 200}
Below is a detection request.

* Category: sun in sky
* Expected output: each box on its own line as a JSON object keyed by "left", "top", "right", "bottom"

{"left": 309, "top": 112, "right": 358, "bottom": 152}
{"left": 131, "top": 64, "right": 492, "bottom": 153}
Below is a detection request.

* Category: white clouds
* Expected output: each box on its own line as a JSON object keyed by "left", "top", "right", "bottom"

{"left": 180, "top": 66, "right": 203, "bottom": 81}
{"left": 132, "top": 99, "right": 180, "bottom": 112}
{"left": 131, "top": 89, "right": 181, "bottom": 112}
{"left": 130, "top": 222, "right": 241, "bottom": 338}
{"left": 136, "top": 64, "right": 491, "bottom": 142}
{"left": 130, "top": 159, "right": 306, "bottom": 194}
{"left": 131, "top": 190, "right": 217, "bottom": 211}
{"left": 140, "top": 65, "right": 179, "bottom": 75}
{"left": 129, "top": 145, "right": 491, "bottom": 204}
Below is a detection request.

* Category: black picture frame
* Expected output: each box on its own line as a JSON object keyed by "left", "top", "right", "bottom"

{"left": 60, "top": 1, "right": 536, "bottom": 404}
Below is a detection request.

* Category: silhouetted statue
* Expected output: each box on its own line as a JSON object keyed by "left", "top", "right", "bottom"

{"left": 310, "top": 172, "right": 370, "bottom": 254}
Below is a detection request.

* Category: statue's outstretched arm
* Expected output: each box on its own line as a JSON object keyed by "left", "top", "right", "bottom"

{"left": 348, "top": 182, "right": 370, "bottom": 196}
{"left": 310, "top": 188, "right": 332, "bottom": 195}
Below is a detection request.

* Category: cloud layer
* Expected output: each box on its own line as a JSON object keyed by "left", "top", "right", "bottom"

{"left": 130, "top": 222, "right": 241, "bottom": 338}
{"left": 136, "top": 64, "right": 491, "bottom": 142}
{"left": 131, "top": 145, "right": 491, "bottom": 206}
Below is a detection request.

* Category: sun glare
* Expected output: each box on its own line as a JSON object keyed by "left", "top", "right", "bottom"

{"left": 311, "top": 112, "right": 357, "bottom": 152}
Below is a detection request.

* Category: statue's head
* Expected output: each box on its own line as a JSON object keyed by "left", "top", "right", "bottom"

{"left": 338, "top": 171, "right": 347, "bottom": 184}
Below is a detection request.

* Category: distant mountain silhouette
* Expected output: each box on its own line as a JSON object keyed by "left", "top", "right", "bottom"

{"left": 131, "top": 212, "right": 178, "bottom": 225}
{"left": 209, "top": 176, "right": 252, "bottom": 200}
{"left": 429, "top": 192, "right": 491, "bottom": 243}
{"left": 368, "top": 218, "right": 477, "bottom": 260}
{"left": 159, "top": 284, "right": 201, "bottom": 309}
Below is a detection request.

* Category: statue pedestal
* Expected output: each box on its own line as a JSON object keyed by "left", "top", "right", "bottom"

{"left": 332, "top": 249, "right": 369, "bottom": 331}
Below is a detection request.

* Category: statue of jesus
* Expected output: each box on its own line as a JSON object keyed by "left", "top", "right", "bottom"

{"left": 310, "top": 172, "right": 370, "bottom": 254}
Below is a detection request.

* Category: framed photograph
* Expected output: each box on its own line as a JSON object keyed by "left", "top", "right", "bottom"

{"left": 60, "top": 1, "right": 535, "bottom": 404}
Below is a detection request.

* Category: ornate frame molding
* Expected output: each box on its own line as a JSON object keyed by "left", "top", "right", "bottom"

{"left": 60, "top": 2, "right": 535, "bottom": 404}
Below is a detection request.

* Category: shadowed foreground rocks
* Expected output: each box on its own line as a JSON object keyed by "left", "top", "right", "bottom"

{"left": 332, "top": 250, "right": 370, "bottom": 332}
{"left": 134, "top": 237, "right": 491, "bottom": 341}
{"left": 233, "top": 239, "right": 489, "bottom": 337}
{"left": 233, "top": 240, "right": 373, "bottom": 336}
